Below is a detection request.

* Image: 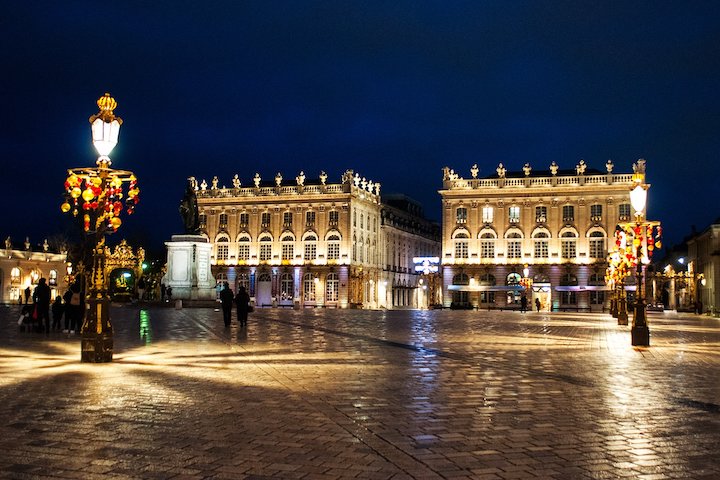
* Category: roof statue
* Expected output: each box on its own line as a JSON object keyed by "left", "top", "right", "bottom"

{"left": 179, "top": 177, "right": 200, "bottom": 234}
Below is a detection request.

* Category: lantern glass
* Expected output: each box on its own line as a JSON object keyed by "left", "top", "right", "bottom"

{"left": 630, "top": 184, "right": 647, "bottom": 217}
{"left": 92, "top": 118, "right": 121, "bottom": 156}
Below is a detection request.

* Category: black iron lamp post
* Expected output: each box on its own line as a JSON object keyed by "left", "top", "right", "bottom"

{"left": 60, "top": 94, "right": 140, "bottom": 362}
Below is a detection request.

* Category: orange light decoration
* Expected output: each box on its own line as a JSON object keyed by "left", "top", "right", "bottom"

{"left": 60, "top": 94, "right": 139, "bottom": 234}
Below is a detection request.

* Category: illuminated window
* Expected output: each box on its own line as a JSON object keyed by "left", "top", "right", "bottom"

{"left": 589, "top": 231, "right": 606, "bottom": 259}
{"left": 327, "top": 234, "right": 341, "bottom": 260}
{"left": 219, "top": 213, "right": 228, "bottom": 229}
{"left": 281, "top": 234, "right": 294, "bottom": 261}
{"left": 619, "top": 203, "right": 631, "bottom": 221}
{"left": 506, "top": 232, "right": 522, "bottom": 259}
{"left": 452, "top": 273, "right": 469, "bottom": 305}
{"left": 456, "top": 207, "right": 467, "bottom": 224}
{"left": 509, "top": 206, "right": 520, "bottom": 224}
{"left": 304, "top": 234, "right": 317, "bottom": 260}
{"left": 239, "top": 213, "right": 249, "bottom": 228}
{"left": 482, "top": 206, "right": 494, "bottom": 223}
{"left": 329, "top": 210, "right": 339, "bottom": 227}
{"left": 480, "top": 273, "right": 496, "bottom": 304}
{"left": 506, "top": 272, "right": 521, "bottom": 285}
{"left": 480, "top": 232, "right": 495, "bottom": 259}
{"left": 590, "top": 204, "right": 603, "bottom": 222}
{"left": 306, "top": 211, "right": 315, "bottom": 227}
{"left": 261, "top": 212, "right": 271, "bottom": 228}
{"left": 259, "top": 234, "right": 272, "bottom": 261}
{"left": 535, "top": 206, "right": 547, "bottom": 223}
{"left": 283, "top": 211, "right": 293, "bottom": 228}
{"left": 199, "top": 213, "right": 207, "bottom": 228}
{"left": 280, "top": 273, "right": 294, "bottom": 300}
{"left": 562, "top": 205, "right": 574, "bottom": 223}
{"left": 561, "top": 231, "right": 577, "bottom": 258}
{"left": 454, "top": 231, "right": 469, "bottom": 259}
{"left": 533, "top": 232, "right": 549, "bottom": 258}
{"left": 216, "top": 235, "right": 229, "bottom": 261}
{"left": 49, "top": 270, "right": 58, "bottom": 286}
{"left": 11, "top": 267, "right": 20, "bottom": 284}
{"left": 237, "top": 234, "right": 251, "bottom": 260}
{"left": 326, "top": 273, "right": 339, "bottom": 302}
{"left": 303, "top": 273, "right": 316, "bottom": 301}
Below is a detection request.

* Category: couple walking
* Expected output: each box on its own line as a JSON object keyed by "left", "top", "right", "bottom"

{"left": 219, "top": 282, "right": 251, "bottom": 327}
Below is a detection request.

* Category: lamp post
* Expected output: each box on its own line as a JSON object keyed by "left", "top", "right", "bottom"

{"left": 60, "top": 94, "right": 140, "bottom": 363}
{"left": 624, "top": 162, "right": 661, "bottom": 346}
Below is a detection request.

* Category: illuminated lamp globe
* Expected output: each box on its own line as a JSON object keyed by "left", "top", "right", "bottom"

{"left": 90, "top": 93, "right": 122, "bottom": 158}
{"left": 111, "top": 217, "right": 122, "bottom": 229}
{"left": 630, "top": 184, "right": 648, "bottom": 218}
{"left": 61, "top": 202, "right": 71, "bottom": 213}
{"left": 82, "top": 188, "right": 95, "bottom": 202}
{"left": 71, "top": 187, "right": 82, "bottom": 198}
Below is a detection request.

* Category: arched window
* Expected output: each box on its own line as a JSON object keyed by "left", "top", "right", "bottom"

{"left": 506, "top": 272, "right": 521, "bottom": 286}
{"left": 479, "top": 231, "right": 496, "bottom": 259}
{"left": 215, "top": 235, "right": 230, "bottom": 261}
{"left": 280, "top": 273, "right": 294, "bottom": 300}
{"left": 11, "top": 267, "right": 20, "bottom": 284}
{"left": 259, "top": 233, "right": 272, "bottom": 261}
{"left": 561, "top": 230, "right": 577, "bottom": 259}
{"left": 452, "top": 273, "right": 469, "bottom": 305}
{"left": 258, "top": 272, "right": 271, "bottom": 282}
{"left": 560, "top": 273, "right": 578, "bottom": 305}
{"left": 533, "top": 231, "right": 549, "bottom": 258}
{"left": 506, "top": 231, "right": 523, "bottom": 259}
{"left": 326, "top": 233, "right": 341, "bottom": 260}
{"left": 49, "top": 270, "right": 58, "bottom": 286}
{"left": 281, "top": 234, "right": 295, "bottom": 261}
{"left": 589, "top": 230, "right": 606, "bottom": 259}
{"left": 326, "top": 273, "right": 339, "bottom": 302}
{"left": 480, "top": 273, "right": 496, "bottom": 285}
{"left": 303, "top": 273, "right": 316, "bottom": 301}
{"left": 452, "top": 273, "right": 469, "bottom": 285}
{"left": 480, "top": 273, "right": 496, "bottom": 304}
{"left": 453, "top": 230, "right": 470, "bottom": 259}
{"left": 237, "top": 234, "right": 251, "bottom": 260}
{"left": 560, "top": 274, "right": 578, "bottom": 286}
{"left": 303, "top": 233, "right": 317, "bottom": 261}
{"left": 589, "top": 273, "right": 605, "bottom": 285}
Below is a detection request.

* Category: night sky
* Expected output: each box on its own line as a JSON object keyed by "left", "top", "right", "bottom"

{"left": 3, "top": 1, "right": 719, "bottom": 257}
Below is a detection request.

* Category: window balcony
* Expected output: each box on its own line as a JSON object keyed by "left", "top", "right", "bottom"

{"left": 509, "top": 218, "right": 520, "bottom": 224}
{"left": 563, "top": 216, "right": 574, "bottom": 223}
{"left": 535, "top": 216, "right": 547, "bottom": 223}
{"left": 590, "top": 215, "right": 603, "bottom": 223}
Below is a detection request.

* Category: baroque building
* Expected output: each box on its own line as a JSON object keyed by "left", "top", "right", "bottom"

{"left": 438, "top": 160, "right": 640, "bottom": 311}
{"left": 0, "top": 237, "right": 69, "bottom": 304}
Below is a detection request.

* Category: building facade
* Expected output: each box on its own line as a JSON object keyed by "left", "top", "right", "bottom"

{"left": 196, "top": 170, "right": 385, "bottom": 308}
{"left": 380, "top": 195, "right": 441, "bottom": 309}
{"left": 0, "top": 237, "right": 69, "bottom": 304}
{"left": 686, "top": 221, "right": 720, "bottom": 314}
{"left": 438, "top": 160, "right": 640, "bottom": 311}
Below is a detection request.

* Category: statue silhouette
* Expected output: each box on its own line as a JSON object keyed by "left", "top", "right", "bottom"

{"left": 179, "top": 178, "right": 200, "bottom": 234}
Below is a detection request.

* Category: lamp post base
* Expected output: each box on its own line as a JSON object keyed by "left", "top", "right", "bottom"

{"left": 81, "top": 297, "right": 113, "bottom": 363}
{"left": 631, "top": 324, "right": 650, "bottom": 346}
{"left": 617, "top": 310, "right": 628, "bottom": 326}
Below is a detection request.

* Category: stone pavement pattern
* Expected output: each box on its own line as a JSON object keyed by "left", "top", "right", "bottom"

{"left": 0, "top": 305, "right": 719, "bottom": 480}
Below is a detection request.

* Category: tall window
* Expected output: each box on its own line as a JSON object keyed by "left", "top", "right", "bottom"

{"left": 560, "top": 274, "right": 578, "bottom": 305}
{"left": 329, "top": 210, "right": 339, "bottom": 226}
{"left": 199, "top": 213, "right": 207, "bottom": 228}
{"left": 506, "top": 272, "right": 521, "bottom": 285}
{"left": 480, "top": 233, "right": 495, "bottom": 259}
{"left": 304, "top": 234, "right": 317, "bottom": 260}
{"left": 456, "top": 207, "right": 467, "bottom": 224}
{"left": 482, "top": 206, "right": 494, "bottom": 223}
{"left": 360, "top": 214, "right": 364, "bottom": 229}
{"left": 281, "top": 235, "right": 294, "bottom": 261}
{"left": 219, "top": 213, "right": 228, "bottom": 229}
{"left": 259, "top": 234, "right": 272, "bottom": 261}
{"left": 452, "top": 273, "right": 469, "bottom": 305}
{"left": 11, "top": 267, "right": 20, "bottom": 283}
{"left": 562, "top": 205, "right": 574, "bottom": 223}
{"left": 48, "top": 270, "right": 58, "bottom": 286}
{"left": 533, "top": 232, "right": 549, "bottom": 258}
{"left": 506, "top": 232, "right": 522, "bottom": 259}
{"left": 535, "top": 206, "right": 547, "bottom": 223}
{"left": 561, "top": 231, "right": 577, "bottom": 259}
{"left": 480, "top": 273, "right": 496, "bottom": 304}
{"left": 216, "top": 236, "right": 229, "bottom": 261}
{"left": 303, "top": 273, "right": 316, "bottom": 301}
{"left": 619, "top": 203, "right": 631, "bottom": 221}
{"left": 590, "top": 204, "right": 603, "bottom": 222}
{"left": 509, "top": 206, "right": 520, "bottom": 224}
{"left": 589, "top": 231, "right": 606, "bottom": 259}
{"left": 454, "top": 232, "right": 469, "bottom": 259}
{"left": 327, "top": 234, "right": 340, "bottom": 260}
{"left": 261, "top": 212, "right": 271, "bottom": 228}
{"left": 306, "top": 211, "right": 315, "bottom": 227}
{"left": 326, "top": 273, "right": 339, "bottom": 302}
{"left": 280, "top": 273, "right": 294, "bottom": 300}
{"left": 283, "top": 211, "right": 293, "bottom": 228}
{"left": 237, "top": 234, "right": 250, "bottom": 260}
{"left": 239, "top": 213, "right": 249, "bottom": 228}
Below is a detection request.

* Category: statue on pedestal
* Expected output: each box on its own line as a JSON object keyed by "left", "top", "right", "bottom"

{"left": 179, "top": 178, "right": 200, "bottom": 234}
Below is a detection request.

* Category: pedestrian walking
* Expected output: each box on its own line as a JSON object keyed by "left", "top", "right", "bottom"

{"left": 520, "top": 294, "right": 528, "bottom": 313}
{"left": 235, "top": 286, "right": 251, "bottom": 327}
{"left": 24, "top": 286, "right": 31, "bottom": 304}
{"left": 535, "top": 297, "right": 541, "bottom": 312}
{"left": 32, "top": 278, "right": 51, "bottom": 333}
{"left": 63, "top": 281, "right": 83, "bottom": 334}
{"left": 51, "top": 296, "right": 64, "bottom": 331}
{"left": 219, "top": 282, "right": 234, "bottom": 327}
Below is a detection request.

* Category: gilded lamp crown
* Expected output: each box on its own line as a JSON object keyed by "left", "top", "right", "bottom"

{"left": 97, "top": 93, "right": 117, "bottom": 112}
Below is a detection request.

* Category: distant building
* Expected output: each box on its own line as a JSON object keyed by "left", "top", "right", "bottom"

{"left": 438, "top": 160, "right": 639, "bottom": 311}
{"left": 0, "top": 237, "right": 68, "bottom": 304}
{"left": 686, "top": 221, "right": 720, "bottom": 314}
{"left": 195, "top": 170, "right": 439, "bottom": 309}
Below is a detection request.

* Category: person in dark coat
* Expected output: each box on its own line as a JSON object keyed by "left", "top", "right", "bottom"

{"left": 63, "top": 281, "right": 83, "bottom": 334}
{"left": 219, "top": 282, "right": 234, "bottom": 327}
{"left": 24, "top": 286, "right": 31, "bottom": 304}
{"left": 32, "top": 278, "right": 52, "bottom": 333}
{"left": 535, "top": 297, "right": 541, "bottom": 312}
{"left": 235, "top": 286, "right": 251, "bottom": 327}
{"left": 520, "top": 294, "right": 528, "bottom": 313}
{"left": 51, "top": 296, "right": 64, "bottom": 331}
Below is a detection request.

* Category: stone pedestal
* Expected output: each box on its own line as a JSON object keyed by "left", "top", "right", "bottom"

{"left": 163, "top": 235, "right": 216, "bottom": 300}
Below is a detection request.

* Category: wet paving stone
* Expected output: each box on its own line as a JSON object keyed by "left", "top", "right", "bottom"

{"left": 1, "top": 305, "right": 719, "bottom": 479}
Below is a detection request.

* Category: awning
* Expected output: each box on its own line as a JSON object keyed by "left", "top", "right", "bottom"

{"left": 554, "top": 285, "right": 611, "bottom": 292}
{"left": 447, "top": 285, "right": 524, "bottom": 292}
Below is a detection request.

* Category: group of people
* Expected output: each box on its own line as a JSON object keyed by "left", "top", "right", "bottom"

{"left": 519, "top": 295, "right": 542, "bottom": 313}
{"left": 219, "top": 282, "right": 251, "bottom": 327}
{"left": 19, "top": 278, "right": 84, "bottom": 334}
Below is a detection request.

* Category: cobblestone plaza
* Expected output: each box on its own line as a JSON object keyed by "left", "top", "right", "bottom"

{"left": 1, "top": 306, "right": 718, "bottom": 479}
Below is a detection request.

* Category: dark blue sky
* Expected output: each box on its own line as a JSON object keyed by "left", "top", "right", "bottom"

{"left": 2, "top": 1, "right": 719, "bottom": 255}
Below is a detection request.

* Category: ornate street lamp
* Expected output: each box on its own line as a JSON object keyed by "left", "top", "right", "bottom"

{"left": 625, "top": 161, "right": 661, "bottom": 346}
{"left": 60, "top": 93, "right": 140, "bottom": 362}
